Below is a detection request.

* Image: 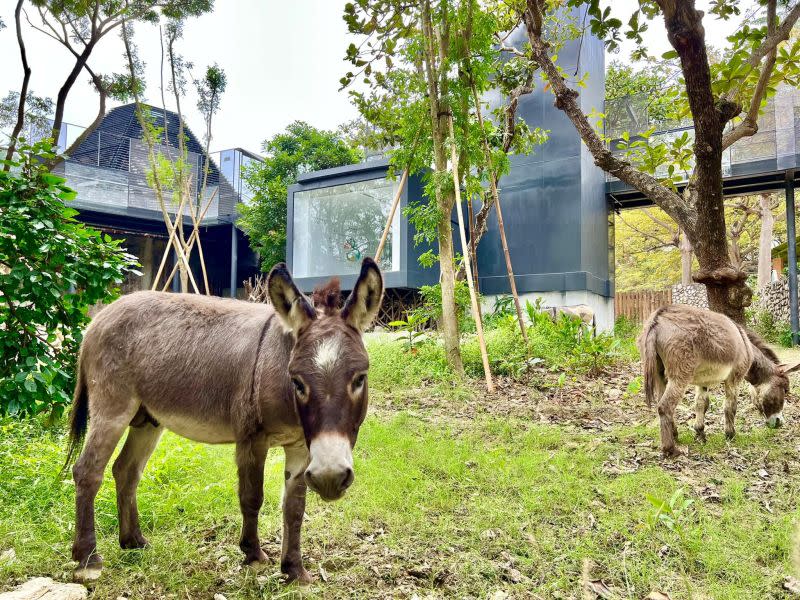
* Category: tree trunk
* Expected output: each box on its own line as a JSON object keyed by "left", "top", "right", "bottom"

{"left": 757, "top": 193, "right": 775, "bottom": 288}
{"left": 679, "top": 230, "right": 692, "bottom": 285}
{"left": 51, "top": 40, "right": 97, "bottom": 144}
{"left": 4, "top": 0, "right": 31, "bottom": 168}
{"left": 420, "top": 0, "right": 463, "bottom": 375}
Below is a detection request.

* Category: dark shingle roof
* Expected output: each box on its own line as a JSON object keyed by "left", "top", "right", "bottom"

{"left": 66, "top": 103, "right": 222, "bottom": 186}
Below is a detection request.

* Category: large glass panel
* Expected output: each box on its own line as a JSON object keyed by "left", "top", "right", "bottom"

{"left": 292, "top": 177, "right": 400, "bottom": 277}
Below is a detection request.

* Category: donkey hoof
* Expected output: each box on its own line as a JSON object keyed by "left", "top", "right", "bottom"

{"left": 725, "top": 431, "right": 736, "bottom": 440}
{"left": 284, "top": 566, "right": 313, "bottom": 585}
{"left": 73, "top": 556, "right": 103, "bottom": 584}
{"left": 662, "top": 446, "right": 682, "bottom": 459}
{"left": 694, "top": 428, "right": 706, "bottom": 443}
{"left": 243, "top": 548, "right": 269, "bottom": 566}
{"left": 120, "top": 533, "right": 149, "bottom": 549}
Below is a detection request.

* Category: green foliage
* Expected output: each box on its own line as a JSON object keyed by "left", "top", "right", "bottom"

{"left": 749, "top": 308, "right": 794, "bottom": 348}
{"left": 237, "top": 122, "right": 361, "bottom": 271}
{"left": 0, "top": 142, "right": 138, "bottom": 417}
{"left": 409, "top": 280, "right": 474, "bottom": 333}
{"left": 387, "top": 312, "right": 428, "bottom": 351}
{"left": 646, "top": 487, "right": 695, "bottom": 534}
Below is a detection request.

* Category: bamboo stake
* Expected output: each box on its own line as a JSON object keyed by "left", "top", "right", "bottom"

{"left": 448, "top": 115, "right": 494, "bottom": 392}
{"left": 467, "top": 193, "right": 479, "bottom": 293}
{"left": 375, "top": 168, "right": 408, "bottom": 263}
{"left": 470, "top": 80, "right": 528, "bottom": 343}
{"left": 160, "top": 187, "right": 219, "bottom": 291}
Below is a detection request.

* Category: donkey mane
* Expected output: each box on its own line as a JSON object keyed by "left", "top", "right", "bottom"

{"left": 313, "top": 278, "right": 342, "bottom": 316}
{"left": 745, "top": 328, "right": 780, "bottom": 364}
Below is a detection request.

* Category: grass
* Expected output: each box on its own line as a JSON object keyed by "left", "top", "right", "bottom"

{"left": 1, "top": 331, "right": 799, "bottom": 598}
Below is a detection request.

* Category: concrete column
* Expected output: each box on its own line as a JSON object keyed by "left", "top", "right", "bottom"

{"left": 140, "top": 237, "right": 154, "bottom": 290}
{"left": 230, "top": 224, "right": 238, "bottom": 298}
{"left": 786, "top": 170, "right": 798, "bottom": 345}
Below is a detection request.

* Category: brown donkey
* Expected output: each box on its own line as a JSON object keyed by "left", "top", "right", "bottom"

{"left": 65, "top": 258, "right": 383, "bottom": 584}
{"left": 639, "top": 304, "right": 799, "bottom": 457}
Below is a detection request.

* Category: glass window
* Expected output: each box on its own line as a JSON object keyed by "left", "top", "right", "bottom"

{"left": 292, "top": 177, "right": 400, "bottom": 278}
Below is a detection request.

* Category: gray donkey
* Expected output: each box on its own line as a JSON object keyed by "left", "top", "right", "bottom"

{"left": 638, "top": 304, "right": 799, "bottom": 457}
{"left": 65, "top": 258, "right": 383, "bottom": 584}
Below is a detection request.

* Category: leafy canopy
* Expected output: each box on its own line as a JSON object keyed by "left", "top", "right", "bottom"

{"left": 0, "top": 142, "right": 138, "bottom": 417}
{"left": 237, "top": 122, "right": 361, "bottom": 271}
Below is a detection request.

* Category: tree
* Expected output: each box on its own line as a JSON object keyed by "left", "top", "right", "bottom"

{"left": 0, "top": 142, "right": 137, "bottom": 417}
{"left": 342, "top": 0, "right": 542, "bottom": 374}
{"left": 615, "top": 196, "right": 785, "bottom": 292}
{"left": 616, "top": 207, "right": 694, "bottom": 290}
{"left": 237, "top": 122, "right": 361, "bottom": 271}
{"left": 517, "top": 0, "right": 800, "bottom": 323}
{"left": 3, "top": 0, "right": 212, "bottom": 164}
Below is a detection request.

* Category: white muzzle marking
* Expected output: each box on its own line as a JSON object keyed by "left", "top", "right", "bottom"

{"left": 306, "top": 433, "right": 354, "bottom": 500}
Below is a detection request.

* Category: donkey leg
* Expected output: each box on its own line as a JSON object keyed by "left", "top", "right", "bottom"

{"left": 235, "top": 436, "right": 268, "bottom": 565}
{"left": 657, "top": 380, "right": 686, "bottom": 457}
{"left": 112, "top": 422, "right": 163, "bottom": 549}
{"left": 281, "top": 441, "right": 312, "bottom": 584}
{"left": 723, "top": 380, "right": 739, "bottom": 439}
{"left": 693, "top": 386, "right": 710, "bottom": 442}
{"left": 72, "top": 413, "right": 134, "bottom": 582}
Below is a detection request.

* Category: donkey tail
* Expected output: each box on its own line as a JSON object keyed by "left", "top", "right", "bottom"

{"left": 62, "top": 354, "right": 89, "bottom": 474}
{"left": 640, "top": 310, "right": 663, "bottom": 407}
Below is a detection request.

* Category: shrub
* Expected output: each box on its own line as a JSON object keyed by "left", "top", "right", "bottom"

{"left": 409, "top": 280, "right": 475, "bottom": 333}
{"left": 0, "top": 142, "right": 138, "bottom": 417}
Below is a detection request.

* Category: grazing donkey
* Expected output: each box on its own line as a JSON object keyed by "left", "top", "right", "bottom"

{"left": 639, "top": 304, "right": 799, "bottom": 457}
{"left": 65, "top": 258, "right": 383, "bottom": 584}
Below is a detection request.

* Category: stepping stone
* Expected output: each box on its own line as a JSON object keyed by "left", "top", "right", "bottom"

{"left": 0, "top": 577, "right": 87, "bottom": 600}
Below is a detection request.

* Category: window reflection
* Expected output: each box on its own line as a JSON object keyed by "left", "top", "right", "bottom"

{"left": 292, "top": 177, "right": 400, "bottom": 277}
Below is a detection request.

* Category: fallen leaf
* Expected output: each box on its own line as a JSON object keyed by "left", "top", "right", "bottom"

{"left": 586, "top": 579, "right": 617, "bottom": 599}
{"left": 646, "top": 592, "right": 671, "bottom": 600}
{"left": 319, "top": 565, "right": 329, "bottom": 582}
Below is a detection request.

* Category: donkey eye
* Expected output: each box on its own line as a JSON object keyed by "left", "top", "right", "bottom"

{"left": 353, "top": 374, "right": 366, "bottom": 389}
{"left": 292, "top": 377, "right": 306, "bottom": 397}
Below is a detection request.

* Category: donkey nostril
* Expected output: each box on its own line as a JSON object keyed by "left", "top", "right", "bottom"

{"left": 304, "top": 470, "right": 316, "bottom": 486}
{"left": 340, "top": 467, "right": 354, "bottom": 491}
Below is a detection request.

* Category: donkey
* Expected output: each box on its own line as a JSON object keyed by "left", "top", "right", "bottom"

{"left": 64, "top": 258, "right": 383, "bottom": 584}
{"left": 638, "top": 304, "right": 799, "bottom": 457}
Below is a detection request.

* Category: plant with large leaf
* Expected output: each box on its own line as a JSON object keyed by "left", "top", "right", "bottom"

{"left": 0, "top": 142, "right": 138, "bottom": 417}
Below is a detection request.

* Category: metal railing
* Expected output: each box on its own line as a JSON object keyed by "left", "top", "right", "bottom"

{"left": 604, "top": 86, "right": 799, "bottom": 183}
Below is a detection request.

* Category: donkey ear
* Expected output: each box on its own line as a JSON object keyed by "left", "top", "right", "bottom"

{"left": 267, "top": 263, "right": 315, "bottom": 334}
{"left": 782, "top": 362, "right": 800, "bottom": 375}
{"left": 341, "top": 258, "right": 383, "bottom": 332}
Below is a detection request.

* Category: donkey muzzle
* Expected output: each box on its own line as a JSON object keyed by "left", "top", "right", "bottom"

{"left": 305, "top": 433, "right": 354, "bottom": 501}
{"left": 767, "top": 412, "right": 785, "bottom": 429}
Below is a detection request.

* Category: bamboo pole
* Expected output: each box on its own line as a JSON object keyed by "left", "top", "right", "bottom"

{"left": 470, "top": 80, "right": 528, "bottom": 343}
{"left": 159, "top": 187, "right": 219, "bottom": 291}
{"left": 448, "top": 115, "right": 494, "bottom": 392}
{"left": 467, "top": 194, "right": 480, "bottom": 294}
{"left": 375, "top": 168, "right": 409, "bottom": 263}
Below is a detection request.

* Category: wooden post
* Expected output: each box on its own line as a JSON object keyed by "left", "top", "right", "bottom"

{"left": 448, "top": 115, "right": 494, "bottom": 392}
{"left": 469, "top": 81, "right": 528, "bottom": 343}
{"left": 375, "top": 168, "right": 409, "bottom": 263}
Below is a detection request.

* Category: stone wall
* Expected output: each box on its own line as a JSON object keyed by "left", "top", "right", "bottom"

{"left": 756, "top": 279, "right": 796, "bottom": 323}
{"left": 671, "top": 283, "right": 709, "bottom": 309}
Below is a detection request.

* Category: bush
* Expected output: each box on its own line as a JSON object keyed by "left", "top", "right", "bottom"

{"left": 0, "top": 142, "right": 138, "bottom": 417}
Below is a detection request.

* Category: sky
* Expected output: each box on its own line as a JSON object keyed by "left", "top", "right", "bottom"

{"left": 0, "top": 1, "right": 759, "bottom": 156}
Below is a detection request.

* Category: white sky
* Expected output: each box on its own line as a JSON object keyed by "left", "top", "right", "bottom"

{"left": 0, "top": 1, "right": 759, "bottom": 155}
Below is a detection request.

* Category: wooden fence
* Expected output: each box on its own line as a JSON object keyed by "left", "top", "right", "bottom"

{"left": 615, "top": 289, "right": 673, "bottom": 323}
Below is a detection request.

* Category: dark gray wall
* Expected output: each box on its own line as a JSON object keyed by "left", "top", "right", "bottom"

{"left": 475, "top": 11, "right": 610, "bottom": 297}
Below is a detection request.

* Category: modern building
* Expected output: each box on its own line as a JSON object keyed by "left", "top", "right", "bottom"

{"left": 50, "top": 103, "right": 259, "bottom": 296}
{"left": 286, "top": 11, "right": 614, "bottom": 328}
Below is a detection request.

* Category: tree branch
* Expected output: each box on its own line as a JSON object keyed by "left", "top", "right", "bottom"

{"left": 4, "top": 0, "right": 32, "bottom": 168}
{"left": 522, "top": 0, "right": 691, "bottom": 229}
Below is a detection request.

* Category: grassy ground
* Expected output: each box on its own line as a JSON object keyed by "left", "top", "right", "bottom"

{"left": 1, "top": 332, "right": 800, "bottom": 598}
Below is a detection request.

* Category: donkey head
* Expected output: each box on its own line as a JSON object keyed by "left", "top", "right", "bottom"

{"left": 758, "top": 362, "right": 800, "bottom": 428}
{"left": 268, "top": 258, "right": 383, "bottom": 501}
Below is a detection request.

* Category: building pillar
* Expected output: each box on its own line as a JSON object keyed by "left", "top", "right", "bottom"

{"left": 140, "top": 236, "right": 154, "bottom": 290}
{"left": 786, "top": 170, "right": 798, "bottom": 345}
{"left": 172, "top": 248, "right": 180, "bottom": 293}
{"left": 230, "top": 223, "right": 238, "bottom": 298}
